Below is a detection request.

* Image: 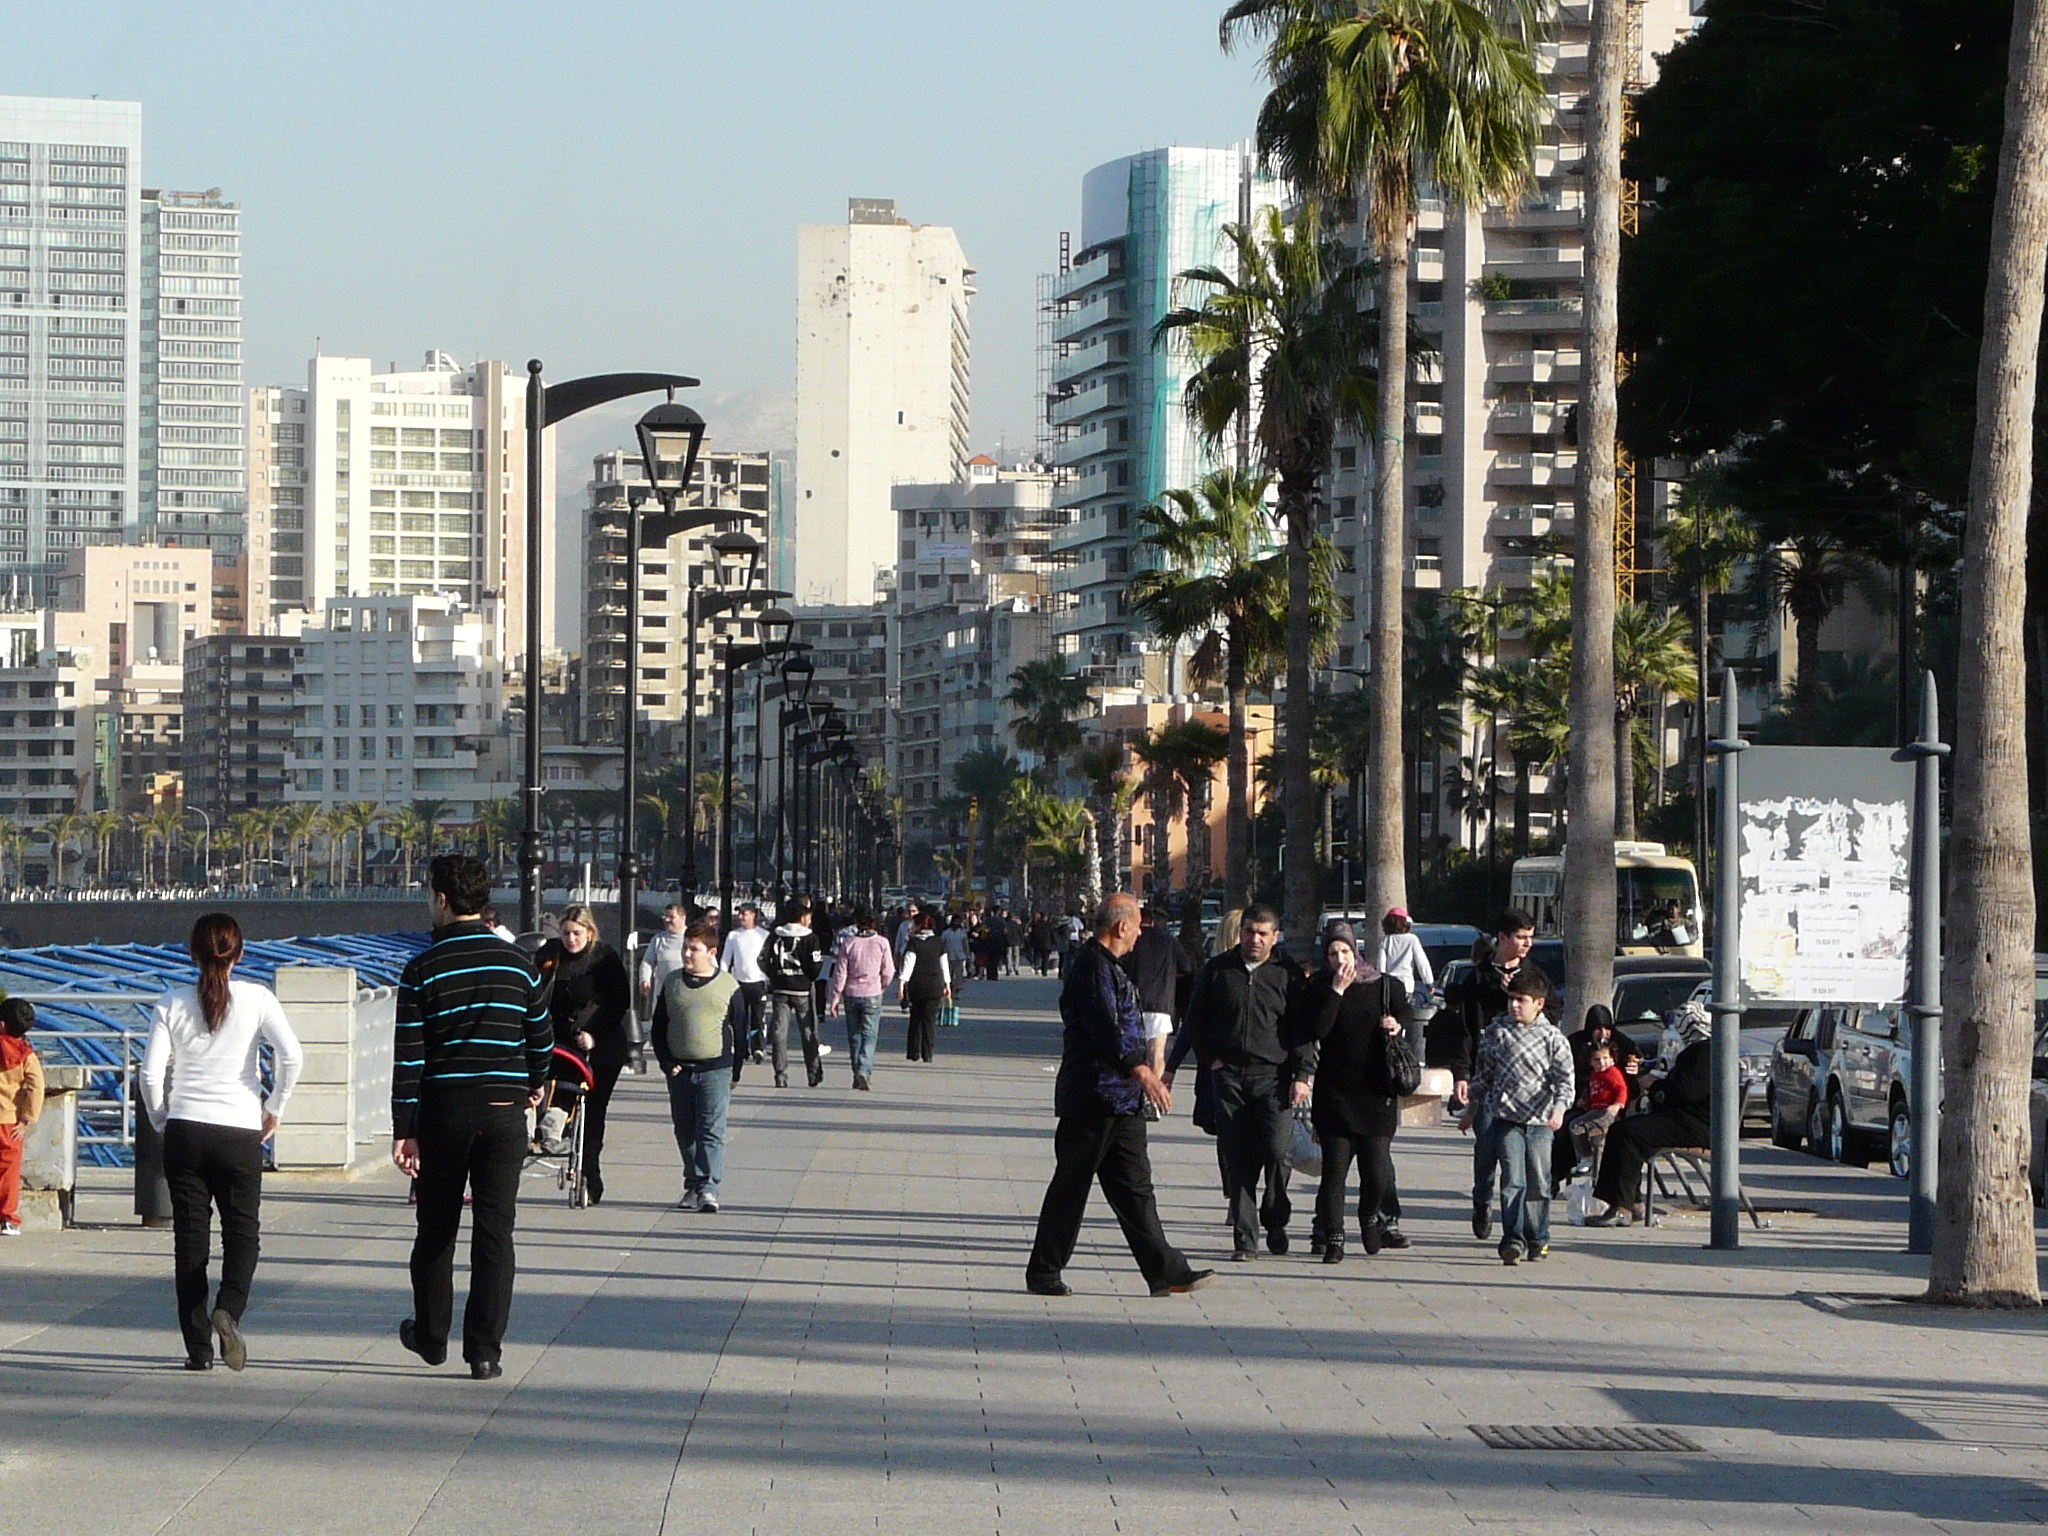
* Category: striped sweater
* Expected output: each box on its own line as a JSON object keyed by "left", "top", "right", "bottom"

{"left": 391, "top": 919, "right": 552, "bottom": 1139}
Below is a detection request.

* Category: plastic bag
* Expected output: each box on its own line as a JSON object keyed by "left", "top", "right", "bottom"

{"left": 1565, "top": 1174, "right": 1597, "bottom": 1227}
{"left": 1289, "top": 1108, "right": 1322, "bottom": 1178}
{"left": 940, "top": 999, "right": 961, "bottom": 1029}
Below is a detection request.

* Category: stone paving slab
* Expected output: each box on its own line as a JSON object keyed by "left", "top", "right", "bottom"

{"left": 4, "top": 975, "right": 2048, "bottom": 1534}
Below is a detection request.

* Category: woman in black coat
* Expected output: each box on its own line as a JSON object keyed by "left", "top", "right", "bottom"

{"left": 1291, "top": 929, "right": 1414, "bottom": 1261}
{"left": 1552, "top": 1004, "right": 1643, "bottom": 1190}
{"left": 1589, "top": 1008, "right": 1712, "bottom": 1225}
{"left": 537, "top": 904, "right": 633, "bottom": 1205}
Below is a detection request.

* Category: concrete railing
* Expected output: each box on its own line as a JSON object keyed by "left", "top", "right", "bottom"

{"left": 271, "top": 967, "right": 396, "bottom": 1169}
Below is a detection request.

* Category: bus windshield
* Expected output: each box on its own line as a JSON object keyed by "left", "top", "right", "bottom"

{"left": 1619, "top": 866, "right": 1699, "bottom": 948}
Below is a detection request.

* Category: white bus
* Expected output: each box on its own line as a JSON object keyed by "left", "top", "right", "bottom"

{"left": 1509, "top": 841, "right": 1703, "bottom": 957}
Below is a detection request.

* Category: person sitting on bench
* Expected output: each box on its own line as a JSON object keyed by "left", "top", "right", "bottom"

{"left": 1587, "top": 1003, "right": 1712, "bottom": 1227}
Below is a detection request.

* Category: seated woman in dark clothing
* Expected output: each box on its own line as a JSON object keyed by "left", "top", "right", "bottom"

{"left": 1588, "top": 1004, "right": 1712, "bottom": 1226}
{"left": 1288, "top": 926, "right": 1413, "bottom": 1261}
{"left": 1552, "top": 1004, "right": 1643, "bottom": 1190}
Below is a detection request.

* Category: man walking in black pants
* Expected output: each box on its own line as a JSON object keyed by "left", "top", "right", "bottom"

{"left": 392, "top": 854, "right": 551, "bottom": 1380}
{"left": 1025, "top": 893, "right": 1213, "bottom": 1299}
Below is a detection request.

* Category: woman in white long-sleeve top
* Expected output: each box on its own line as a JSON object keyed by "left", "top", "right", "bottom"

{"left": 141, "top": 913, "right": 303, "bottom": 1371}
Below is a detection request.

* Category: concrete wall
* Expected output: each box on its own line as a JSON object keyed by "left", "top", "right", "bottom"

{"left": 0, "top": 899, "right": 429, "bottom": 949}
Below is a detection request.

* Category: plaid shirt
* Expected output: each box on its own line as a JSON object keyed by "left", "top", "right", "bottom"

{"left": 1470, "top": 1012, "right": 1574, "bottom": 1126}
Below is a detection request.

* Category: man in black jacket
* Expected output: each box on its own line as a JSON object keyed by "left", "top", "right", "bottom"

{"left": 392, "top": 854, "right": 551, "bottom": 1381}
{"left": 1121, "top": 905, "right": 1180, "bottom": 1075}
{"left": 1174, "top": 904, "right": 1313, "bottom": 1259}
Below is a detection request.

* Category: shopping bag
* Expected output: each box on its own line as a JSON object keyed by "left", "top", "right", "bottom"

{"left": 1565, "top": 1174, "right": 1597, "bottom": 1227}
{"left": 939, "top": 998, "right": 961, "bottom": 1029}
{"left": 1288, "top": 1108, "right": 1321, "bottom": 1178}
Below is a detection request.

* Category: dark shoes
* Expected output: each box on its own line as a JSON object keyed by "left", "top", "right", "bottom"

{"left": 775, "top": 1074, "right": 790, "bottom": 1088}
{"left": 399, "top": 1318, "right": 447, "bottom": 1367}
{"left": 470, "top": 1360, "right": 503, "bottom": 1381}
{"left": 808, "top": 1069, "right": 825, "bottom": 1087}
{"left": 1472, "top": 1198, "right": 1493, "bottom": 1242}
{"left": 1377, "top": 1222, "right": 1411, "bottom": 1250}
{"left": 1308, "top": 1234, "right": 1326, "bottom": 1257}
{"left": 1361, "top": 1220, "right": 1384, "bottom": 1257}
{"left": 211, "top": 1309, "right": 247, "bottom": 1372}
{"left": 1586, "top": 1206, "right": 1636, "bottom": 1228}
{"left": 1025, "top": 1276, "right": 1073, "bottom": 1297}
{"left": 1230, "top": 1247, "right": 1258, "bottom": 1262}
{"left": 183, "top": 1353, "right": 213, "bottom": 1371}
{"left": 585, "top": 1175, "right": 604, "bottom": 1206}
{"left": 852, "top": 1074, "right": 871, "bottom": 1091}
{"left": 1151, "top": 1269, "right": 1215, "bottom": 1298}
{"left": 1265, "top": 1227, "right": 1289, "bottom": 1256}
{"left": 1500, "top": 1244, "right": 1524, "bottom": 1267}
{"left": 1321, "top": 1243, "right": 1345, "bottom": 1265}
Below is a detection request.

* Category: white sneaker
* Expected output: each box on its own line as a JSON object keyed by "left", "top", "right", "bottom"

{"left": 699, "top": 1192, "right": 721, "bottom": 1214}
{"left": 819, "top": 1043, "right": 833, "bottom": 1057}
{"left": 676, "top": 1190, "right": 702, "bottom": 1212}
{"left": 0, "top": 1220, "right": 19, "bottom": 1237}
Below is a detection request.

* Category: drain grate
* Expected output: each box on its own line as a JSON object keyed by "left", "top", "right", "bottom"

{"left": 1470, "top": 1424, "right": 1704, "bottom": 1453}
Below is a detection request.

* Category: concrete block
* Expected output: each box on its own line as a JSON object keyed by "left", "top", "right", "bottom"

{"left": 15, "top": 1187, "right": 68, "bottom": 1231}
{"left": 287, "top": 1001, "right": 354, "bottom": 1046}
{"left": 23, "top": 1090, "right": 75, "bottom": 1190}
{"left": 274, "top": 966, "right": 358, "bottom": 1004}
{"left": 40, "top": 1062, "right": 88, "bottom": 1092}
{"left": 285, "top": 1084, "right": 352, "bottom": 1128}
{"left": 296, "top": 1044, "right": 353, "bottom": 1085}
{"left": 273, "top": 1123, "right": 354, "bottom": 1168}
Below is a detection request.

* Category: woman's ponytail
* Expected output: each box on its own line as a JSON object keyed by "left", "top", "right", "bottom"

{"left": 189, "top": 912, "right": 244, "bottom": 1032}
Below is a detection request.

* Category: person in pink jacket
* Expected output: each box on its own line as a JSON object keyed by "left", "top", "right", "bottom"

{"left": 827, "top": 904, "right": 896, "bottom": 1091}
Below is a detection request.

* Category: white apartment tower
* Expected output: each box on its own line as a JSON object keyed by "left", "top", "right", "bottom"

{"left": 795, "top": 199, "right": 974, "bottom": 608}
{"left": 140, "top": 188, "right": 243, "bottom": 559}
{"left": 1043, "top": 148, "right": 1283, "bottom": 691}
{"left": 0, "top": 97, "right": 145, "bottom": 597}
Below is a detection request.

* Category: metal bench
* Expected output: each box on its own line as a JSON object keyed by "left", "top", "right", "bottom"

{"left": 1643, "top": 1146, "right": 1764, "bottom": 1230}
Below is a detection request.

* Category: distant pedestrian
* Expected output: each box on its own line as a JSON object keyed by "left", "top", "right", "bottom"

{"left": 897, "top": 908, "right": 953, "bottom": 1063}
{"left": 1120, "top": 906, "right": 1180, "bottom": 1076}
{"left": 141, "top": 914, "right": 304, "bottom": 1371}
{"left": 828, "top": 905, "right": 895, "bottom": 1091}
{"left": 535, "top": 904, "right": 631, "bottom": 1206}
{"left": 0, "top": 999, "right": 45, "bottom": 1239}
{"left": 393, "top": 855, "right": 552, "bottom": 1380}
{"left": 1376, "top": 908, "right": 1434, "bottom": 1007}
{"left": 1589, "top": 1003, "right": 1713, "bottom": 1226}
{"left": 1024, "top": 893, "right": 1214, "bottom": 1300}
{"left": 638, "top": 904, "right": 689, "bottom": 1009}
{"left": 763, "top": 898, "right": 827, "bottom": 1087}
{"left": 721, "top": 903, "right": 771, "bottom": 1064}
{"left": 1458, "top": 970, "right": 1573, "bottom": 1265}
{"left": 943, "top": 915, "right": 971, "bottom": 998}
{"left": 653, "top": 920, "right": 749, "bottom": 1213}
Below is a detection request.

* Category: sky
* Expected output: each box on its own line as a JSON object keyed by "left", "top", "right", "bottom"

{"left": 10, "top": 1, "right": 1271, "bottom": 467}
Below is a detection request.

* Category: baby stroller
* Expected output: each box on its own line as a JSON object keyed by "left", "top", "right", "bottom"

{"left": 528, "top": 1045, "right": 594, "bottom": 1208}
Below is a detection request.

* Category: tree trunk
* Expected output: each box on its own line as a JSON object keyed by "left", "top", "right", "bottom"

{"left": 1225, "top": 636, "right": 1251, "bottom": 906}
{"left": 1794, "top": 600, "right": 1823, "bottom": 742}
{"left": 1363, "top": 237, "right": 1410, "bottom": 933}
{"left": 1931, "top": 0, "right": 2048, "bottom": 1308}
{"left": 1513, "top": 759, "right": 1531, "bottom": 860}
{"left": 1615, "top": 705, "right": 1636, "bottom": 842}
{"left": 1281, "top": 465, "right": 1323, "bottom": 940}
{"left": 1563, "top": 0, "right": 1626, "bottom": 1018}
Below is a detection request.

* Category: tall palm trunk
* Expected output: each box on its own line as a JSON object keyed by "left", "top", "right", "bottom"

{"left": 1615, "top": 706, "right": 1636, "bottom": 842}
{"left": 1225, "top": 626, "right": 1252, "bottom": 905}
{"left": 1364, "top": 237, "right": 1409, "bottom": 932}
{"left": 1793, "top": 600, "right": 1823, "bottom": 741}
{"left": 1932, "top": 0, "right": 2048, "bottom": 1307}
{"left": 1150, "top": 789, "right": 1172, "bottom": 896}
{"left": 1563, "top": 0, "right": 1625, "bottom": 1015}
{"left": 1280, "top": 465, "right": 1322, "bottom": 936}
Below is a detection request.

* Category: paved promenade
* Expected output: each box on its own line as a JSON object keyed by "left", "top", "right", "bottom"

{"left": 5, "top": 974, "right": 2047, "bottom": 1535}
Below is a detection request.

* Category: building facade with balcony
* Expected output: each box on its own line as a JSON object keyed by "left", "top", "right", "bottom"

{"left": 1041, "top": 147, "right": 1282, "bottom": 692}
{"left": 182, "top": 633, "right": 300, "bottom": 820}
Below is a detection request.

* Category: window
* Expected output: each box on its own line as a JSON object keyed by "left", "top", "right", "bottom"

{"left": 387, "top": 704, "right": 403, "bottom": 727}
{"left": 388, "top": 736, "right": 404, "bottom": 759}
{"left": 330, "top": 769, "right": 344, "bottom": 792}
{"left": 359, "top": 736, "right": 376, "bottom": 759}
{"left": 359, "top": 704, "right": 376, "bottom": 727}
{"left": 333, "top": 736, "right": 349, "bottom": 760}
{"left": 332, "top": 705, "right": 347, "bottom": 728}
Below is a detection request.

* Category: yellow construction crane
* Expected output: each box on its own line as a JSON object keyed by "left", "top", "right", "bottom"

{"left": 1616, "top": 0, "right": 1649, "bottom": 601}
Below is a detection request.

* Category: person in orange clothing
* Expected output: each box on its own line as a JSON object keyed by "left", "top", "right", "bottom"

{"left": 0, "top": 998, "right": 45, "bottom": 1237}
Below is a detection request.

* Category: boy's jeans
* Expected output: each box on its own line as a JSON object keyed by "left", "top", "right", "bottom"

{"left": 1496, "top": 1120, "right": 1551, "bottom": 1253}
{"left": 1470, "top": 1101, "right": 1500, "bottom": 1206}
{"left": 843, "top": 994, "right": 882, "bottom": 1080}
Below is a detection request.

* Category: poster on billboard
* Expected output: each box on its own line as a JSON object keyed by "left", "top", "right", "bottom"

{"left": 1736, "top": 745, "right": 1913, "bottom": 1006}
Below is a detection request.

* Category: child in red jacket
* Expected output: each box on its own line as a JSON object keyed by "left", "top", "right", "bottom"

{"left": 1565, "top": 1043, "right": 1628, "bottom": 1172}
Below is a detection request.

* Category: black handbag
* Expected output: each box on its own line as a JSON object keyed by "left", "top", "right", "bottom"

{"left": 1384, "top": 1027, "right": 1423, "bottom": 1097}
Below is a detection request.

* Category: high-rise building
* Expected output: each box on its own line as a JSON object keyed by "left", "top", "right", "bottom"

{"left": 0, "top": 97, "right": 146, "bottom": 598}
{"left": 891, "top": 460, "right": 1057, "bottom": 844}
{"left": 182, "top": 632, "right": 301, "bottom": 820}
{"left": 1042, "top": 147, "right": 1283, "bottom": 691}
{"left": 140, "top": 189, "right": 243, "bottom": 561}
{"left": 268, "top": 352, "right": 554, "bottom": 666}
{"left": 243, "top": 383, "right": 301, "bottom": 631}
{"left": 795, "top": 199, "right": 974, "bottom": 608}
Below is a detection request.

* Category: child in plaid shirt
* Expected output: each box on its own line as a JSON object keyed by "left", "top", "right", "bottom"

{"left": 1458, "top": 970, "right": 1574, "bottom": 1264}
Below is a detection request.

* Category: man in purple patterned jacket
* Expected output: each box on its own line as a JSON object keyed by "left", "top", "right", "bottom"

{"left": 1025, "top": 892, "right": 1215, "bottom": 1299}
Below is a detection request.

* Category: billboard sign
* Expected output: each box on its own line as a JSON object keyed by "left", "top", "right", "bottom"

{"left": 1736, "top": 745, "right": 1913, "bottom": 1006}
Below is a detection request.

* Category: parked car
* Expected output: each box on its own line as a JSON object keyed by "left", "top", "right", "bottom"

{"left": 1649, "top": 979, "right": 1794, "bottom": 1130}
{"left": 1607, "top": 956, "right": 1713, "bottom": 1049}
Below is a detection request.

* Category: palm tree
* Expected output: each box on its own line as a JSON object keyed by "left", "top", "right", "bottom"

{"left": 952, "top": 747, "right": 1022, "bottom": 896}
{"left": 1154, "top": 203, "right": 1376, "bottom": 943}
{"left": 282, "top": 803, "right": 322, "bottom": 889}
{"left": 1225, "top": 0, "right": 1546, "bottom": 936}
{"left": 1132, "top": 721, "right": 1229, "bottom": 897}
{"left": 1611, "top": 602, "right": 1698, "bottom": 840}
{"left": 1663, "top": 481, "right": 1757, "bottom": 843}
{"left": 1468, "top": 658, "right": 1570, "bottom": 858}
{"left": 228, "top": 810, "right": 265, "bottom": 886}
{"left": 1003, "top": 658, "right": 1091, "bottom": 785}
{"left": 88, "top": 809, "right": 121, "bottom": 887}
{"left": 43, "top": 812, "right": 85, "bottom": 890}
{"left": 1133, "top": 467, "right": 1336, "bottom": 906}
{"left": 1750, "top": 531, "right": 1877, "bottom": 740}
{"left": 340, "top": 801, "right": 381, "bottom": 888}
{"left": 1129, "top": 732, "right": 1186, "bottom": 898}
{"left": 1075, "top": 740, "right": 1134, "bottom": 899}
{"left": 477, "top": 797, "right": 520, "bottom": 882}
{"left": 1931, "top": 0, "right": 2048, "bottom": 1307}
{"left": 387, "top": 806, "right": 429, "bottom": 889}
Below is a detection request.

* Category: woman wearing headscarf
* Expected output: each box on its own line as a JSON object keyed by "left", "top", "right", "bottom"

{"left": 1587, "top": 1001, "right": 1712, "bottom": 1226}
{"left": 1552, "top": 1004, "right": 1642, "bottom": 1191}
{"left": 1289, "top": 923, "right": 1413, "bottom": 1261}
{"left": 140, "top": 914, "right": 303, "bottom": 1370}
{"left": 535, "top": 904, "right": 633, "bottom": 1205}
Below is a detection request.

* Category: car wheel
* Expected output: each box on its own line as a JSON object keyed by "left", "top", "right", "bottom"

{"left": 1807, "top": 1094, "right": 1830, "bottom": 1159}
{"left": 1829, "top": 1089, "right": 1869, "bottom": 1167}
{"left": 1769, "top": 1086, "right": 1802, "bottom": 1150}
{"left": 1888, "top": 1100, "right": 1912, "bottom": 1181}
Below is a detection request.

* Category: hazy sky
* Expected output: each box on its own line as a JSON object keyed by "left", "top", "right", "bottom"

{"left": 13, "top": 1, "right": 1270, "bottom": 462}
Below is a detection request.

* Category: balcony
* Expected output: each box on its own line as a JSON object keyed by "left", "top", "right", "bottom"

{"left": 1489, "top": 401, "right": 1567, "bottom": 436}
{"left": 1483, "top": 245, "right": 1583, "bottom": 281}
{"left": 1051, "top": 379, "right": 1122, "bottom": 426}
{"left": 1406, "top": 554, "right": 1444, "bottom": 590}
{"left": 1053, "top": 429, "right": 1123, "bottom": 469}
{"left": 1483, "top": 193, "right": 1585, "bottom": 231}
{"left": 1538, "top": 41, "right": 1591, "bottom": 77}
{"left": 1491, "top": 553, "right": 1566, "bottom": 587}
{"left": 1055, "top": 246, "right": 1120, "bottom": 300}
{"left": 1051, "top": 334, "right": 1124, "bottom": 388}
{"left": 1415, "top": 248, "right": 1445, "bottom": 282}
{"left": 1482, "top": 296, "right": 1583, "bottom": 332}
{"left": 1490, "top": 452, "right": 1578, "bottom": 488}
{"left": 1053, "top": 290, "right": 1127, "bottom": 344}
{"left": 1410, "top": 402, "right": 1446, "bottom": 434}
{"left": 1492, "top": 348, "right": 1583, "bottom": 385}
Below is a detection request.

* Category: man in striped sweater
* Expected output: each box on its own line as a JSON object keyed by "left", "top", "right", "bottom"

{"left": 392, "top": 853, "right": 551, "bottom": 1380}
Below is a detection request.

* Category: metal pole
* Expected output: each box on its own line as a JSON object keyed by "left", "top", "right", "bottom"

{"left": 680, "top": 584, "right": 699, "bottom": 905}
{"left": 719, "top": 649, "right": 737, "bottom": 932}
{"left": 1903, "top": 670, "right": 1947, "bottom": 1254}
{"left": 750, "top": 669, "right": 765, "bottom": 898}
{"left": 772, "top": 712, "right": 789, "bottom": 905}
{"left": 618, "top": 495, "right": 641, "bottom": 956}
{"left": 1695, "top": 583, "right": 1709, "bottom": 889}
{"left": 1707, "top": 668, "right": 1746, "bottom": 1250}
{"left": 519, "top": 360, "right": 546, "bottom": 933}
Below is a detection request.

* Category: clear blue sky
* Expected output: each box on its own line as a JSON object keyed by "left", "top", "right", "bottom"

{"left": 13, "top": 1, "right": 1270, "bottom": 457}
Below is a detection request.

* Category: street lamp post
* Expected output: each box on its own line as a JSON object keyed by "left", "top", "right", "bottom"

{"left": 679, "top": 533, "right": 779, "bottom": 904}
{"left": 772, "top": 652, "right": 815, "bottom": 904}
{"left": 748, "top": 610, "right": 796, "bottom": 900}
{"left": 519, "top": 364, "right": 700, "bottom": 934}
{"left": 715, "top": 632, "right": 808, "bottom": 931}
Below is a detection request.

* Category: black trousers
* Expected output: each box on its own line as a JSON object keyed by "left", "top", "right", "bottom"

{"left": 1315, "top": 1132, "right": 1396, "bottom": 1248}
{"left": 1595, "top": 1109, "right": 1708, "bottom": 1207}
{"left": 739, "top": 980, "right": 770, "bottom": 1053}
{"left": 579, "top": 1061, "right": 625, "bottom": 1188}
{"left": 163, "top": 1119, "right": 265, "bottom": 1361}
{"left": 1211, "top": 1065, "right": 1293, "bottom": 1252}
{"left": 906, "top": 997, "right": 941, "bottom": 1061}
{"left": 1027, "top": 1113, "right": 1197, "bottom": 1291}
{"left": 411, "top": 1098, "right": 527, "bottom": 1366}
